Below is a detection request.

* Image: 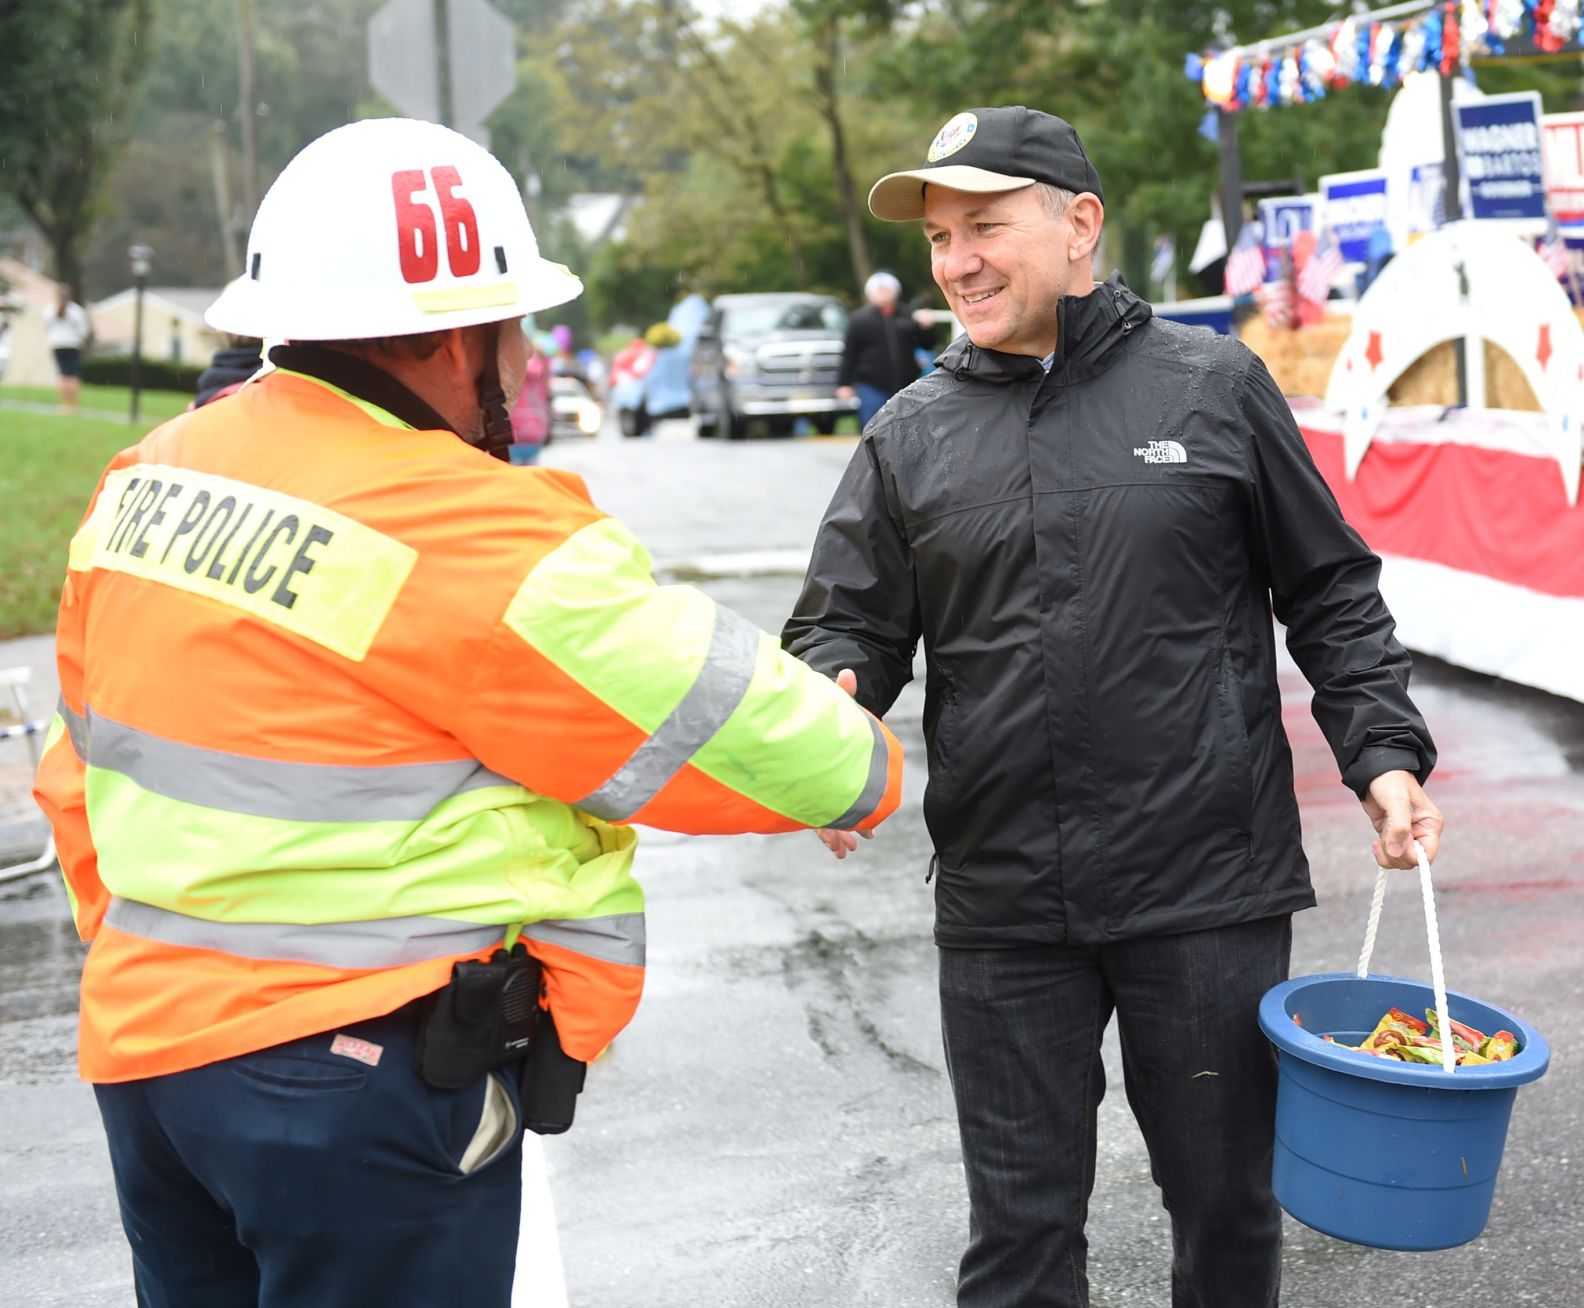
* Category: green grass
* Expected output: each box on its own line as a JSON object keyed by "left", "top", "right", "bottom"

{"left": 0, "top": 407, "right": 158, "bottom": 639}
{"left": 0, "top": 382, "right": 191, "bottom": 423}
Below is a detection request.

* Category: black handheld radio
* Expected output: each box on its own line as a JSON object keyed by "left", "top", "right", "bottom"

{"left": 414, "top": 943, "right": 588, "bottom": 1133}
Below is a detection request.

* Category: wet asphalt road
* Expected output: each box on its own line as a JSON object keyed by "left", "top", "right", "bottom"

{"left": 2, "top": 418, "right": 1581, "bottom": 1307}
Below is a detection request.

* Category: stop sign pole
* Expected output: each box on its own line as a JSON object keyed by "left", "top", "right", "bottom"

{"left": 369, "top": 0, "right": 516, "bottom": 148}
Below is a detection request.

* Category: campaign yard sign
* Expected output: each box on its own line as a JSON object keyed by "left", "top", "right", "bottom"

{"left": 1456, "top": 92, "right": 1546, "bottom": 225}
{"left": 1320, "top": 170, "right": 1388, "bottom": 264}
{"left": 1408, "top": 161, "right": 1445, "bottom": 236}
{"left": 1543, "top": 112, "right": 1584, "bottom": 237}
{"left": 1257, "top": 196, "right": 1316, "bottom": 280}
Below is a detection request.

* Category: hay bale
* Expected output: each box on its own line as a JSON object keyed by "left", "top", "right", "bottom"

{"left": 1385, "top": 341, "right": 1539, "bottom": 410}
{"left": 1240, "top": 307, "right": 1584, "bottom": 408}
{"left": 1238, "top": 312, "right": 1352, "bottom": 399}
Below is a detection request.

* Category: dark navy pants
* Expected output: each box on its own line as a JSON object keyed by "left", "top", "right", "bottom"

{"left": 93, "top": 1006, "right": 525, "bottom": 1308}
{"left": 939, "top": 916, "right": 1291, "bottom": 1308}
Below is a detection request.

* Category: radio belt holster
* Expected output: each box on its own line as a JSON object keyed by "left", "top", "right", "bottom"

{"left": 414, "top": 942, "right": 588, "bottom": 1135}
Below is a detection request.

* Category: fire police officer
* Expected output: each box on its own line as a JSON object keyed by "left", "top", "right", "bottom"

{"left": 35, "top": 118, "right": 902, "bottom": 1308}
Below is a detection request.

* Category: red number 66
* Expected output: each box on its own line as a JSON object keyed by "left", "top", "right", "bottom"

{"left": 391, "top": 166, "right": 482, "bottom": 284}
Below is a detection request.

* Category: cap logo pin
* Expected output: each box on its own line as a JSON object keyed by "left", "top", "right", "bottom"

{"left": 927, "top": 112, "right": 978, "bottom": 162}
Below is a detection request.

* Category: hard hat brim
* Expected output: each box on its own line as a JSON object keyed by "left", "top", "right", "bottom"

{"left": 205, "top": 257, "right": 584, "bottom": 341}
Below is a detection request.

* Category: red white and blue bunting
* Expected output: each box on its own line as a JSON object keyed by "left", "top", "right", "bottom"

{"left": 1188, "top": 1, "right": 1583, "bottom": 111}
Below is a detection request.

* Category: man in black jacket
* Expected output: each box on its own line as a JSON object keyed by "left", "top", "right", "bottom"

{"left": 836, "top": 270, "right": 938, "bottom": 426}
{"left": 785, "top": 106, "right": 1442, "bottom": 1308}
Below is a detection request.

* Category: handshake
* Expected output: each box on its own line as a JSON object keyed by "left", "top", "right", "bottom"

{"left": 816, "top": 667, "right": 878, "bottom": 861}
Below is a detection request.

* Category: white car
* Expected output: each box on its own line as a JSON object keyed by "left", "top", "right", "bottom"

{"left": 550, "top": 375, "right": 602, "bottom": 438}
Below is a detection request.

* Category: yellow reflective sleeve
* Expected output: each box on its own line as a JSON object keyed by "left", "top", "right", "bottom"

{"left": 690, "top": 632, "right": 891, "bottom": 828}
{"left": 503, "top": 517, "right": 714, "bottom": 729}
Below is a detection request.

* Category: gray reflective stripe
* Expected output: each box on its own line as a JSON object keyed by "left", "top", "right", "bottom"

{"left": 576, "top": 606, "right": 760, "bottom": 821}
{"left": 57, "top": 697, "right": 89, "bottom": 758}
{"left": 104, "top": 896, "right": 503, "bottom": 968}
{"left": 519, "top": 913, "right": 646, "bottom": 967}
{"left": 822, "top": 712, "right": 890, "bottom": 831}
{"left": 80, "top": 707, "right": 518, "bottom": 822}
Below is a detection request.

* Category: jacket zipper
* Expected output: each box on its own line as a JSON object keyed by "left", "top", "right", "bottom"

{"left": 926, "top": 853, "right": 939, "bottom": 885}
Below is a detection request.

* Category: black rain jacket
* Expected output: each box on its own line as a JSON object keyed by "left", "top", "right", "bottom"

{"left": 837, "top": 303, "right": 936, "bottom": 396}
{"left": 783, "top": 274, "right": 1436, "bottom": 948}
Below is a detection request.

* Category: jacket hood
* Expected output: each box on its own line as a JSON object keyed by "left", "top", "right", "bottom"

{"left": 937, "top": 271, "right": 1152, "bottom": 386}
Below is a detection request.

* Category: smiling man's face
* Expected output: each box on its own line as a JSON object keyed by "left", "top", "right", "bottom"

{"left": 923, "top": 184, "right": 1087, "bottom": 358}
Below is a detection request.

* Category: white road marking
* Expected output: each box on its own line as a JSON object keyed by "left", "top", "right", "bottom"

{"left": 653, "top": 548, "right": 811, "bottom": 580}
{"left": 513, "top": 1134, "right": 569, "bottom": 1307}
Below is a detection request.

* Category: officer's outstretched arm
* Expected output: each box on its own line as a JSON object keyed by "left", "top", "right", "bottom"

{"left": 459, "top": 510, "right": 903, "bottom": 836}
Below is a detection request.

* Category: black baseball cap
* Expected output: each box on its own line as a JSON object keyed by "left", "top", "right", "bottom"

{"left": 868, "top": 106, "right": 1104, "bottom": 222}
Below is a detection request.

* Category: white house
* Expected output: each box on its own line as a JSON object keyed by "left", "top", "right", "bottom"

{"left": 91, "top": 286, "right": 228, "bottom": 366}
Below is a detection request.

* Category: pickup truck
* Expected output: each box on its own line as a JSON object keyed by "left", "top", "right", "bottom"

{"left": 690, "top": 292, "right": 858, "bottom": 439}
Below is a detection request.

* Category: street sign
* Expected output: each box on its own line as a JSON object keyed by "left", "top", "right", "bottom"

{"left": 1455, "top": 91, "right": 1546, "bottom": 227}
{"left": 368, "top": 0, "right": 517, "bottom": 148}
{"left": 448, "top": 0, "right": 517, "bottom": 146}
{"left": 1320, "top": 170, "right": 1388, "bottom": 265}
{"left": 369, "top": 0, "right": 440, "bottom": 122}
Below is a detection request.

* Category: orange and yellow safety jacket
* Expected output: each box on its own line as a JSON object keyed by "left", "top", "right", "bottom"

{"left": 34, "top": 352, "right": 902, "bottom": 1083}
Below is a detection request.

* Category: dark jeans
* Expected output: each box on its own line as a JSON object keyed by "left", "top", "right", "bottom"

{"left": 93, "top": 1007, "right": 525, "bottom": 1308}
{"left": 855, "top": 381, "right": 892, "bottom": 428}
{"left": 939, "top": 915, "right": 1290, "bottom": 1308}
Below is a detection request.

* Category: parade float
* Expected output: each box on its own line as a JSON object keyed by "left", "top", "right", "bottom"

{"left": 1181, "top": 0, "right": 1584, "bottom": 704}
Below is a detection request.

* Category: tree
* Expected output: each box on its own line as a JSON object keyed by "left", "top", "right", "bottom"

{"left": 873, "top": 1, "right": 1392, "bottom": 293}
{"left": 70, "top": 0, "right": 383, "bottom": 291}
{"left": 538, "top": 0, "right": 940, "bottom": 308}
{"left": 0, "top": 0, "right": 155, "bottom": 297}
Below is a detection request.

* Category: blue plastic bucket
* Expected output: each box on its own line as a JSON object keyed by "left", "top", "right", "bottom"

{"left": 1259, "top": 972, "right": 1550, "bottom": 1251}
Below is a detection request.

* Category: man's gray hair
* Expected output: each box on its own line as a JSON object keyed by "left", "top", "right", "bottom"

{"left": 1035, "top": 183, "right": 1075, "bottom": 220}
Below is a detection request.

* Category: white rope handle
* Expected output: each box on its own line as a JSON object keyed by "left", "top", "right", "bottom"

{"left": 1355, "top": 867, "right": 1389, "bottom": 979}
{"left": 1355, "top": 840, "right": 1455, "bottom": 1074}
{"left": 1416, "top": 841, "right": 1456, "bottom": 1075}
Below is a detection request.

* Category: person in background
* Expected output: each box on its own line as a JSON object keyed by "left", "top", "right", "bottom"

{"left": 508, "top": 327, "right": 552, "bottom": 464}
{"left": 608, "top": 332, "right": 653, "bottom": 393}
{"left": 578, "top": 347, "right": 607, "bottom": 399}
{"left": 47, "top": 287, "right": 92, "bottom": 414}
{"left": 836, "top": 270, "right": 939, "bottom": 428}
{"left": 0, "top": 295, "right": 14, "bottom": 384}
{"left": 192, "top": 334, "right": 265, "bottom": 408}
{"left": 547, "top": 322, "right": 585, "bottom": 384}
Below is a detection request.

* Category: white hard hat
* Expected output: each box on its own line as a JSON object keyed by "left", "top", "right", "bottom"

{"left": 207, "top": 118, "right": 581, "bottom": 341}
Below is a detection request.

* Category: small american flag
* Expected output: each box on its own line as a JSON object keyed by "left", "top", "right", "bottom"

{"left": 1224, "top": 222, "right": 1266, "bottom": 296}
{"left": 1538, "top": 225, "right": 1572, "bottom": 280}
{"left": 1259, "top": 278, "right": 1294, "bottom": 330}
{"left": 1298, "top": 234, "right": 1344, "bottom": 305}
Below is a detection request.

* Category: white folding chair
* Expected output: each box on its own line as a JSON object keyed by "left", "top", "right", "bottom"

{"left": 0, "top": 666, "right": 58, "bottom": 884}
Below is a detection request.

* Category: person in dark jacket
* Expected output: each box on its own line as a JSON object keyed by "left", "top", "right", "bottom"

{"left": 193, "top": 335, "right": 264, "bottom": 408}
{"left": 784, "top": 106, "right": 1443, "bottom": 1308}
{"left": 836, "top": 271, "right": 938, "bottom": 426}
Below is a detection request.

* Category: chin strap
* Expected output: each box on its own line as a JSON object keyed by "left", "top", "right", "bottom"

{"left": 471, "top": 319, "right": 515, "bottom": 463}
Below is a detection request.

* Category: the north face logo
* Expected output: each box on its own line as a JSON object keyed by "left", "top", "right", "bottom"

{"left": 1132, "top": 440, "right": 1187, "bottom": 464}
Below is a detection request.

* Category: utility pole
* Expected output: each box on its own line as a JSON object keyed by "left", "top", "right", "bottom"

{"left": 1438, "top": 68, "right": 1468, "bottom": 406}
{"left": 209, "top": 120, "right": 242, "bottom": 276}
{"left": 236, "top": 0, "right": 260, "bottom": 220}
{"left": 1217, "top": 109, "right": 1244, "bottom": 254}
{"left": 434, "top": 0, "right": 454, "bottom": 126}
